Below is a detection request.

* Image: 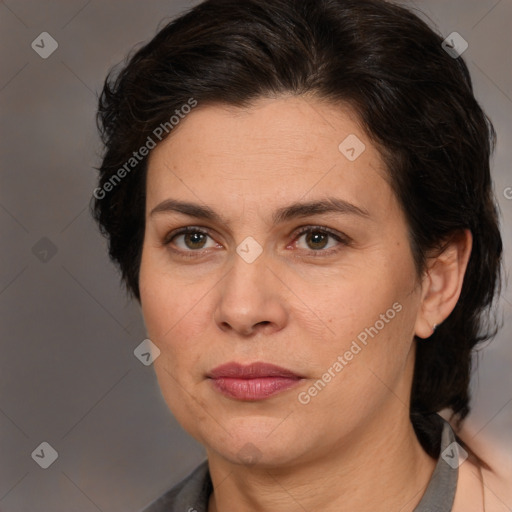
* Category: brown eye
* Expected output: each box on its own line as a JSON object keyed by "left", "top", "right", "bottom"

{"left": 303, "top": 231, "right": 330, "bottom": 250}
{"left": 293, "top": 226, "right": 350, "bottom": 257}
{"left": 164, "top": 227, "right": 218, "bottom": 256}
{"left": 181, "top": 231, "right": 208, "bottom": 250}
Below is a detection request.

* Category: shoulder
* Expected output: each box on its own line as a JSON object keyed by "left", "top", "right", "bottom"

{"left": 450, "top": 421, "right": 512, "bottom": 512}
{"left": 140, "top": 460, "right": 211, "bottom": 512}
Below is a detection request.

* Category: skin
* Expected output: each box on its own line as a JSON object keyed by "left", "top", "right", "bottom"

{"left": 139, "top": 95, "right": 473, "bottom": 512}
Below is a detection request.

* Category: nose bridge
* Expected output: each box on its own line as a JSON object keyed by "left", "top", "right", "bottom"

{"left": 223, "top": 248, "right": 270, "bottom": 307}
{"left": 214, "top": 247, "right": 287, "bottom": 335}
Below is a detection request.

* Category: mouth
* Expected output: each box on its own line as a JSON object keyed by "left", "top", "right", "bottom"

{"left": 207, "top": 362, "right": 305, "bottom": 401}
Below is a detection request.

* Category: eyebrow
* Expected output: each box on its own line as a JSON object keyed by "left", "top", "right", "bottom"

{"left": 149, "top": 197, "right": 370, "bottom": 225}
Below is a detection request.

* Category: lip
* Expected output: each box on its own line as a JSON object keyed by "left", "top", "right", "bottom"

{"left": 207, "top": 362, "right": 304, "bottom": 401}
{"left": 208, "top": 362, "right": 303, "bottom": 379}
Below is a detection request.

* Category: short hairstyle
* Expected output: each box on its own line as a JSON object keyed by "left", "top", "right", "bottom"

{"left": 92, "top": 0, "right": 503, "bottom": 451}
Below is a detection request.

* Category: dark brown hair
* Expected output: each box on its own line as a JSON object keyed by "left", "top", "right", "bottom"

{"left": 92, "top": 0, "right": 503, "bottom": 452}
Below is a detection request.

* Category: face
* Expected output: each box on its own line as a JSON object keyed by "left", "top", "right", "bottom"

{"left": 139, "top": 95, "right": 425, "bottom": 468}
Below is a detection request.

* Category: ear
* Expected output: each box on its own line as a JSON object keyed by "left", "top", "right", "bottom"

{"left": 414, "top": 229, "right": 473, "bottom": 339}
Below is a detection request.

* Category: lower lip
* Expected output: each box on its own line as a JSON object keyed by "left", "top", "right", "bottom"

{"left": 210, "top": 377, "right": 302, "bottom": 401}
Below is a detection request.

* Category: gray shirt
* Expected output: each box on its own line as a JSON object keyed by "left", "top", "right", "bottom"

{"left": 142, "top": 414, "right": 458, "bottom": 512}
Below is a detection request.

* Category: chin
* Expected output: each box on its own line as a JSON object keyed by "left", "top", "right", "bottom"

{"left": 200, "top": 417, "right": 308, "bottom": 467}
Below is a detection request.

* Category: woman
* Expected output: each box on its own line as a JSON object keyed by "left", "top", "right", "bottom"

{"left": 92, "top": 0, "right": 509, "bottom": 510}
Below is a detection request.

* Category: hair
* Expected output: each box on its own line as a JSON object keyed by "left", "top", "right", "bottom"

{"left": 92, "top": 0, "right": 503, "bottom": 454}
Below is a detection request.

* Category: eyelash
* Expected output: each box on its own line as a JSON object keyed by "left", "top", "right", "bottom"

{"left": 162, "top": 225, "right": 350, "bottom": 259}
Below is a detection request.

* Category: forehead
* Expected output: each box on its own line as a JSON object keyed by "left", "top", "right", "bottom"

{"left": 145, "top": 95, "right": 394, "bottom": 220}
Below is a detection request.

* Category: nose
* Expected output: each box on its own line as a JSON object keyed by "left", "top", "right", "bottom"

{"left": 213, "top": 252, "right": 288, "bottom": 337}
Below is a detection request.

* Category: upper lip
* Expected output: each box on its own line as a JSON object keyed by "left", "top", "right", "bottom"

{"left": 207, "top": 362, "right": 303, "bottom": 379}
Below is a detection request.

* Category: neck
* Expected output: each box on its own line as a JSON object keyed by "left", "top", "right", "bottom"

{"left": 207, "top": 409, "right": 437, "bottom": 512}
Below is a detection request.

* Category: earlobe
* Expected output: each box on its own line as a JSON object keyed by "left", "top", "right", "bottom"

{"left": 414, "top": 229, "right": 473, "bottom": 340}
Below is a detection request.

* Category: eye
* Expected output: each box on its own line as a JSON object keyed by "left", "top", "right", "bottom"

{"left": 163, "top": 225, "right": 350, "bottom": 259}
{"left": 163, "top": 227, "right": 219, "bottom": 257}
{"left": 292, "top": 226, "right": 349, "bottom": 256}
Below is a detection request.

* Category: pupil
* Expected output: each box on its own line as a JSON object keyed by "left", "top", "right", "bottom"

{"left": 186, "top": 232, "right": 205, "bottom": 249}
{"left": 308, "top": 232, "right": 327, "bottom": 250}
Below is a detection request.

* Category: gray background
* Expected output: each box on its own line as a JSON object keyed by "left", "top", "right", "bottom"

{"left": 0, "top": 1, "right": 511, "bottom": 511}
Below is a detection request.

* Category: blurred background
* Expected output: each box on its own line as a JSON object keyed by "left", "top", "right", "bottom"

{"left": 0, "top": 1, "right": 511, "bottom": 510}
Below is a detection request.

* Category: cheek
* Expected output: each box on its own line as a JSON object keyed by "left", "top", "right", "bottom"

{"left": 140, "top": 288, "right": 210, "bottom": 372}
{"left": 139, "top": 260, "right": 221, "bottom": 412}
{"left": 140, "top": 249, "right": 209, "bottom": 341}
{"left": 311, "top": 266, "right": 419, "bottom": 380}
{"left": 140, "top": 267, "right": 212, "bottom": 433}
